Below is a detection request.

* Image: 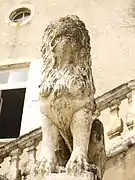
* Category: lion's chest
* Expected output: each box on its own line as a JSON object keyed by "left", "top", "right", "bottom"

{"left": 40, "top": 96, "right": 88, "bottom": 131}
{"left": 50, "top": 98, "right": 73, "bottom": 130}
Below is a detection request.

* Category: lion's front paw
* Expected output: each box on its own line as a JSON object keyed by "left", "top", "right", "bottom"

{"left": 34, "top": 158, "right": 55, "bottom": 176}
{"left": 66, "top": 151, "right": 90, "bottom": 175}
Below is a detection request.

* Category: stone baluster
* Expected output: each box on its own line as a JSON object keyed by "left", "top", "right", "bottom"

{"left": 8, "top": 148, "right": 22, "bottom": 180}
{"left": 22, "top": 139, "right": 38, "bottom": 179}
{"left": 126, "top": 80, "right": 135, "bottom": 130}
{"left": 107, "top": 99, "right": 123, "bottom": 139}
{"left": 27, "top": 139, "right": 38, "bottom": 167}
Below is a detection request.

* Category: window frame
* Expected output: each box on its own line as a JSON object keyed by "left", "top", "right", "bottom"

{"left": 10, "top": 8, "right": 31, "bottom": 23}
{"left": 0, "top": 63, "right": 30, "bottom": 143}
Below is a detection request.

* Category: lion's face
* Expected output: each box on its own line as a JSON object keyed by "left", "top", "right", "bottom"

{"left": 53, "top": 36, "right": 78, "bottom": 67}
{"left": 41, "top": 15, "right": 91, "bottom": 69}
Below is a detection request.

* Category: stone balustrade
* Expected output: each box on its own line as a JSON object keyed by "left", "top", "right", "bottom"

{"left": 95, "top": 79, "right": 135, "bottom": 144}
{"left": 0, "top": 79, "right": 135, "bottom": 179}
{"left": 0, "top": 128, "right": 41, "bottom": 179}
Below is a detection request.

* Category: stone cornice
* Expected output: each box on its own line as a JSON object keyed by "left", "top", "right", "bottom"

{"left": 0, "top": 62, "right": 30, "bottom": 70}
{"left": 95, "top": 79, "right": 135, "bottom": 112}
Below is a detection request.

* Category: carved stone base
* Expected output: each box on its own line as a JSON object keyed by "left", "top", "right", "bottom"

{"left": 30, "top": 172, "right": 99, "bottom": 180}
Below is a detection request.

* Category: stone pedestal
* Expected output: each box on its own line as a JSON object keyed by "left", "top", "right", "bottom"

{"left": 31, "top": 172, "right": 99, "bottom": 180}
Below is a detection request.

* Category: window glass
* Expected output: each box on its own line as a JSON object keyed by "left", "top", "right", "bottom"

{"left": 8, "top": 68, "right": 28, "bottom": 83}
{"left": 0, "top": 72, "right": 9, "bottom": 84}
{"left": 24, "top": 12, "right": 31, "bottom": 17}
{"left": 14, "top": 13, "right": 23, "bottom": 22}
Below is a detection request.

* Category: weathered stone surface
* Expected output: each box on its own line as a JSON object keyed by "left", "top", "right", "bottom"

{"left": 104, "top": 142, "right": 135, "bottom": 180}
{"left": 33, "top": 15, "right": 106, "bottom": 179}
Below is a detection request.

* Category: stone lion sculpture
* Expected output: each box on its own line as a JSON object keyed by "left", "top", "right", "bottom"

{"left": 36, "top": 15, "right": 106, "bottom": 179}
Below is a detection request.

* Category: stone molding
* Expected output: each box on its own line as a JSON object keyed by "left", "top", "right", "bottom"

{"left": 95, "top": 80, "right": 133, "bottom": 112}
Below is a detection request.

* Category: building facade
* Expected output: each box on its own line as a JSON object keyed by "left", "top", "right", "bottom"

{"left": 0, "top": 0, "right": 135, "bottom": 179}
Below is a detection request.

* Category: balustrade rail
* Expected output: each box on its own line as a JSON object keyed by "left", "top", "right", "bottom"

{"left": 95, "top": 79, "right": 135, "bottom": 139}
{"left": 0, "top": 79, "right": 135, "bottom": 180}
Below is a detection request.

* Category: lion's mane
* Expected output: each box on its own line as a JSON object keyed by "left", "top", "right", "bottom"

{"left": 41, "top": 15, "right": 91, "bottom": 69}
{"left": 40, "top": 15, "right": 95, "bottom": 98}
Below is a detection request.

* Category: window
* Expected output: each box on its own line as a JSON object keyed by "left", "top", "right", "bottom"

{"left": 0, "top": 68, "right": 28, "bottom": 87}
{"left": 0, "top": 67, "right": 29, "bottom": 139}
{"left": 9, "top": 8, "right": 31, "bottom": 23}
{"left": 8, "top": 5, "right": 35, "bottom": 26}
{"left": 0, "top": 89, "right": 26, "bottom": 138}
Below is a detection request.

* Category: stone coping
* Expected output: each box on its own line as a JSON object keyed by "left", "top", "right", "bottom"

{"left": 95, "top": 79, "right": 135, "bottom": 112}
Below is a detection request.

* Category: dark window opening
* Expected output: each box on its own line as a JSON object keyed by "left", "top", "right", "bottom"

{"left": 0, "top": 88, "right": 26, "bottom": 138}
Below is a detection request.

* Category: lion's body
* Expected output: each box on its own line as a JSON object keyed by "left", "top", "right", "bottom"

{"left": 40, "top": 65, "right": 95, "bottom": 129}
{"left": 40, "top": 64, "right": 95, "bottom": 152}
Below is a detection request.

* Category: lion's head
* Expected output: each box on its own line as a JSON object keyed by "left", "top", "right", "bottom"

{"left": 41, "top": 15, "right": 91, "bottom": 69}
